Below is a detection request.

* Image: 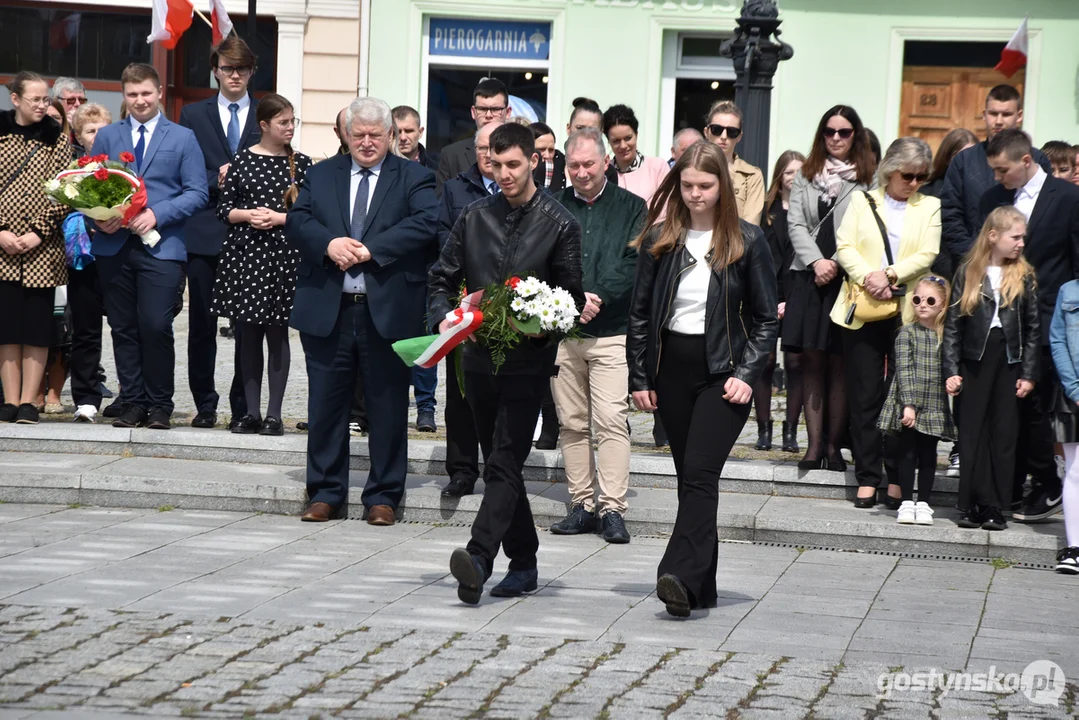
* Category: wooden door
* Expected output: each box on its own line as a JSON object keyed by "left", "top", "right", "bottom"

{"left": 900, "top": 66, "right": 1026, "bottom": 154}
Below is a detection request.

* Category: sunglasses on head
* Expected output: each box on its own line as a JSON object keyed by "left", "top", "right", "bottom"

{"left": 706, "top": 124, "right": 741, "bottom": 139}
{"left": 822, "top": 127, "right": 855, "bottom": 139}
{"left": 912, "top": 295, "right": 938, "bottom": 307}
{"left": 900, "top": 172, "right": 930, "bottom": 183}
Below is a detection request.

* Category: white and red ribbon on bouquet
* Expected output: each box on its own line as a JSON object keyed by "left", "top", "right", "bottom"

{"left": 392, "top": 290, "right": 485, "bottom": 369}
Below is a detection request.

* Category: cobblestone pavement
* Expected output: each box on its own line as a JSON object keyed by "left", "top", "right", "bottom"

{"left": 1, "top": 504, "right": 1076, "bottom": 719}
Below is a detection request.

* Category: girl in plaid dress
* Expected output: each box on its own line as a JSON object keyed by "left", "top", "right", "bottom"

{"left": 878, "top": 276, "right": 956, "bottom": 525}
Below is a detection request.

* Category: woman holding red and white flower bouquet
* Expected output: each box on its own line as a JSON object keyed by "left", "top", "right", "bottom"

{"left": 627, "top": 141, "right": 779, "bottom": 618}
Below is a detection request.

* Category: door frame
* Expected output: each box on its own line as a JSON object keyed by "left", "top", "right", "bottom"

{"left": 885, "top": 24, "right": 1042, "bottom": 145}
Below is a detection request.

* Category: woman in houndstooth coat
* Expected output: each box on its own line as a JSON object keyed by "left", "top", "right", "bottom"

{"left": 0, "top": 72, "right": 73, "bottom": 424}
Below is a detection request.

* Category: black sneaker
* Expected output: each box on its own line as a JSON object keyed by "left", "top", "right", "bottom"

{"left": 549, "top": 504, "right": 598, "bottom": 535}
{"left": 981, "top": 507, "right": 1007, "bottom": 531}
{"left": 1055, "top": 547, "right": 1079, "bottom": 575}
{"left": 102, "top": 398, "right": 126, "bottom": 418}
{"left": 416, "top": 409, "right": 436, "bottom": 433}
{"left": 112, "top": 405, "right": 147, "bottom": 429}
{"left": 600, "top": 511, "right": 630, "bottom": 544}
{"left": 956, "top": 505, "right": 983, "bottom": 529}
{"left": 1012, "top": 489, "right": 1063, "bottom": 522}
{"left": 231, "top": 414, "right": 262, "bottom": 434}
{"left": 259, "top": 416, "right": 284, "bottom": 436}
{"left": 15, "top": 404, "right": 39, "bottom": 425}
{"left": 146, "top": 408, "right": 172, "bottom": 430}
{"left": 0, "top": 403, "right": 17, "bottom": 423}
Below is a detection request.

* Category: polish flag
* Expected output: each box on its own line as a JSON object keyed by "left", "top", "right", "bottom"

{"left": 146, "top": 0, "right": 193, "bottom": 48}
{"left": 994, "top": 17, "right": 1028, "bottom": 79}
{"left": 210, "top": 0, "right": 234, "bottom": 45}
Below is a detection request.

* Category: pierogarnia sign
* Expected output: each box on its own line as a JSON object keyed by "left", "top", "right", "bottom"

{"left": 522, "top": 0, "right": 742, "bottom": 12}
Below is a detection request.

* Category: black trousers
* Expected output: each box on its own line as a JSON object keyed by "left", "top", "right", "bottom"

{"left": 842, "top": 320, "right": 900, "bottom": 488}
{"left": 464, "top": 371, "right": 545, "bottom": 576}
{"left": 655, "top": 332, "right": 750, "bottom": 609}
{"left": 186, "top": 253, "right": 245, "bottom": 417}
{"left": 958, "top": 330, "right": 1020, "bottom": 512}
{"left": 68, "top": 263, "right": 104, "bottom": 409}
{"left": 1013, "top": 347, "right": 1063, "bottom": 501}
{"left": 349, "top": 368, "right": 367, "bottom": 428}
{"left": 895, "top": 428, "right": 938, "bottom": 503}
{"left": 445, "top": 352, "right": 479, "bottom": 482}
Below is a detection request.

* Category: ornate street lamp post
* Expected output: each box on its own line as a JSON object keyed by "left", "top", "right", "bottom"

{"left": 720, "top": 0, "right": 794, "bottom": 174}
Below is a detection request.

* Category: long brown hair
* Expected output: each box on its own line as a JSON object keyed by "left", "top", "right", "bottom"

{"left": 801, "top": 105, "right": 875, "bottom": 185}
{"left": 257, "top": 93, "right": 300, "bottom": 209}
{"left": 928, "top": 128, "right": 978, "bottom": 184}
{"left": 631, "top": 141, "right": 743, "bottom": 270}
{"left": 763, "top": 149, "right": 806, "bottom": 226}
{"left": 958, "top": 206, "right": 1034, "bottom": 316}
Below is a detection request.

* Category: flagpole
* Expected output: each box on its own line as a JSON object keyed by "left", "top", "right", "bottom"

{"left": 182, "top": 0, "right": 214, "bottom": 30}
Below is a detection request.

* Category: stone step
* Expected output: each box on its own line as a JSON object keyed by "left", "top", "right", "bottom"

{"left": 0, "top": 450, "right": 1061, "bottom": 566}
{"left": 0, "top": 425, "right": 961, "bottom": 503}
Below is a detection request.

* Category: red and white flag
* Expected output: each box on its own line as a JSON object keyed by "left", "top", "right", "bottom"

{"left": 146, "top": 0, "right": 193, "bottom": 48}
{"left": 995, "top": 17, "right": 1028, "bottom": 79}
{"left": 210, "top": 0, "right": 234, "bottom": 45}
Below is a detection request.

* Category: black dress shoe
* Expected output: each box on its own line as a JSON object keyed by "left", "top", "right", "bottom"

{"left": 449, "top": 548, "right": 487, "bottom": 605}
{"left": 827, "top": 454, "right": 847, "bottom": 472}
{"left": 442, "top": 476, "right": 476, "bottom": 497}
{"left": 15, "top": 403, "right": 39, "bottom": 425}
{"left": 798, "top": 456, "right": 828, "bottom": 470}
{"left": 146, "top": 408, "right": 172, "bottom": 430}
{"left": 657, "top": 573, "right": 691, "bottom": 618}
{"left": 259, "top": 416, "right": 284, "bottom": 436}
{"left": 853, "top": 493, "right": 877, "bottom": 509}
{"left": 296, "top": 421, "right": 309, "bottom": 431}
{"left": 490, "top": 567, "right": 538, "bottom": 597}
{"left": 0, "top": 403, "right": 18, "bottom": 423}
{"left": 231, "top": 414, "right": 262, "bottom": 434}
{"left": 112, "top": 405, "right": 147, "bottom": 429}
{"left": 102, "top": 399, "right": 126, "bottom": 418}
{"left": 883, "top": 495, "right": 903, "bottom": 511}
{"left": 191, "top": 410, "right": 217, "bottom": 429}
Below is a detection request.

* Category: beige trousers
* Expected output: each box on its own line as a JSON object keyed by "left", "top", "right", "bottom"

{"left": 551, "top": 335, "right": 631, "bottom": 514}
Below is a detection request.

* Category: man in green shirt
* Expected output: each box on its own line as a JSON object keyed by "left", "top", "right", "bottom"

{"left": 549, "top": 128, "right": 645, "bottom": 544}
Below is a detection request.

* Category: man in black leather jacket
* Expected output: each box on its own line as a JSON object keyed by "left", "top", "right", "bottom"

{"left": 429, "top": 123, "right": 584, "bottom": 605}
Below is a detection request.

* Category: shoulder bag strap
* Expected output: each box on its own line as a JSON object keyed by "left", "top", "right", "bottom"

{"left": 0, "top": 144, "right": 43, "bottom": 198}
{"left": 862, "top": 191, "right": 896, "bottom": 266}
{"left": 808, "top": 183, "right": 858, "bottom": 238}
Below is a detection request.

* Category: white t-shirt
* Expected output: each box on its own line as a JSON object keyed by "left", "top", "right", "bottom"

{"left": 987, "top": 265, "right": 1003, "bottom": 329}
{"left": 667, "top": 229, "right": 712, "bottom": 334}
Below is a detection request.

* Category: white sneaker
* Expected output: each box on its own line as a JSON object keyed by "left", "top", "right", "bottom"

{"left": 73, "top": 405, "right": 96, "bottom": 423}
{"left": 897, "top": 500, "right": 917, "bottom": 524}
{"left": 914, "top": 501, "right": 934, "bottom": 525}
{"left": 946, "top": 453, "right": 960, "bottom": 478}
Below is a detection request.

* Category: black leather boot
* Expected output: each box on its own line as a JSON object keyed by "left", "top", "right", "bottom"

{"left": 781, "top": 421, "right": 799, "bottom": 453}
{"left": 754, "top": 420, "right": 773, "bottom": 451}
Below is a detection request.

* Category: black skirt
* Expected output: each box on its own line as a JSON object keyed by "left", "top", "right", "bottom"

{"left": 781, "top": 270, "right": 843, "bottom": 354}
{"left": 1049, "top": 385, "right": 1079, "bottom": 444}
{"left": 0, "top": 281, "right": 55, "bottom": 347}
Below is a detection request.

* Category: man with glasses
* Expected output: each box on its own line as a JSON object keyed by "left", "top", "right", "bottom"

{"left": 51, "top": 77, "right": 87, "bottom": 151}
{"left": 178, "top": 35, "right": 261, "bottom": 430}
{"left": 435, "top": 77, "right": 511, "bottom": 193}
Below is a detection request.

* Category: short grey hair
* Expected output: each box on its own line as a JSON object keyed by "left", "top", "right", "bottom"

{"left": 475, "top": 119, "right": 504, "bottom": 143}
{"left": 51, "top": 77, "right": 85, "bottom": 99}
{"left": 673, "top": 127, "right": 703, "bottom": 146}
{"left": 564, "top": 127, "right": 606, "bottom": 159}
{"left": 345, "top": 97, "right": 393, "bottom": 135}
{"left": 878, "top": 137, "right": 932, "bottom": 186}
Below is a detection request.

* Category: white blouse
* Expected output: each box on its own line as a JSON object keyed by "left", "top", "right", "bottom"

{"left": 987, "top": 265, "right": 1003, "bottom": 329}
{"left": 667, "top": 229, "right": 712, "bottom": 335}
{"left": 881, "top": 193, "right": 906, "bottom": 269}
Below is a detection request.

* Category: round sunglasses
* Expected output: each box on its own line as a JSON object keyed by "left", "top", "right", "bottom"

{"left": 911, "top": 295, "right": 938, "bottom": 307}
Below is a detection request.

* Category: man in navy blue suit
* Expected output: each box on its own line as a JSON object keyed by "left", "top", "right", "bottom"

{"left": 178, "top": 35, "right": 261, "bottom": 429}
{"left": 90, "top": 63, "right": 208, "bottom": 430}
{"left": 286, "top": 97, "right": 439, "bottom": 524}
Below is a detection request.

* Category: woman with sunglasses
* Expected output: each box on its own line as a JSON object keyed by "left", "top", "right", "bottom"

{"left": 704, "top": 100, "right": 765, "bottom": 224}
{"left": 831, "top": 137, "right": 941, "bottom": 508}
{"left": 783, "top": 105, "right": 875, "bottom": 471}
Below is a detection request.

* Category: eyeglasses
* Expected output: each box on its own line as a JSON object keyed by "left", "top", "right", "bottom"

{"left": 218, "top": 65, "right": 253, "bottom": 77}
{"left": 273, "top": 118, "right": 300, "bottom": 129}
{"left": 62, "top": 96, "right": 87, "bottom": 107}
{"left": 900, "top": 172, "right": 930, "bottom": 183}
{"left": 911, "top": 295, "right": 938, "bottom": 307}
{"left": 706, "top": 124, "right": 741, "bottom": 139}
{"left": 473, "top": 105, "right": 507, "bottom": 117}
{"left": 476, "top": 145, "right": 491, "bottom": 155}
{"left": 822, "top": 127, "right": 855, "bottom": 139}
{"left": 18, "top": 95, "right": 50, "bottom": 107}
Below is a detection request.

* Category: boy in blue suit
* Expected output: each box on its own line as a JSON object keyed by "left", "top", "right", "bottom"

{"left": 90, "top": 63, "right": 208, "bottom": 429}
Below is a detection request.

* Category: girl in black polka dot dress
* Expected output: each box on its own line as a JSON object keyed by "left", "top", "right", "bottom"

{"left": 212, "top": 93, "right": 311, "bottom": 436}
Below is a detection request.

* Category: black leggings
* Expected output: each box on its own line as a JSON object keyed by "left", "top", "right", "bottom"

{"left": 656, "top": 332, "right": 751, "bottom": 609}
{"left": 895, "top": 428, "right": 938, "bottom": 503}
{"left": 238, "top": 322, "right": 290, "bottom": 419}
{"left": 753, "top": 350, "right": 803, "bottom": 429}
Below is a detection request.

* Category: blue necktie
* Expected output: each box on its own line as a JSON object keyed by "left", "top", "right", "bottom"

{"left": 134, "top": 125, "right": 146, "bottom": 171}
{"left": 227, "top": 103, "right": 240, "bottom": 156}
{"left": 489, "top": 181, "right": 500, "bottom": 195}
{"left": 347, "top": 169, "right": 371, "bottom": 279}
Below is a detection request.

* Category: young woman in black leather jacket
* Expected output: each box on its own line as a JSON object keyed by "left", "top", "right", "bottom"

{"left": 943, "top": 206, "right": 1040, "bottom": 531}
{"left": 626, "top": 141, "right": 778, "bottom": 618}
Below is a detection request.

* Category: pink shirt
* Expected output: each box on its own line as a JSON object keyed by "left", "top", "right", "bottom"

{"left": 616, "top": 155, "right": 670, "bottom": 206}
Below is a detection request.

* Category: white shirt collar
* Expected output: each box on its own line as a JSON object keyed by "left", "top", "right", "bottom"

{"left": 1019, "top": 166, "right": 1048, "bottom": 200}
{"left": 132, "top": 112, "right": 161, "bottom": 135}
{"left": 217, "top": 93, "right": 250, "bottom": 110}
{"left": 574, "top": 178, "right": 608, "bottom": 203}
{"left": 351, "top": 156, "right": 385, "bottom": 177}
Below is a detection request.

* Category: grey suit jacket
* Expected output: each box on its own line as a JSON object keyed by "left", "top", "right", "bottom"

{"left": 435, "top": 138, "right": 475, "bottom": 194}
{"left": 787, "top": 172, "right": 873, "bottom": 272}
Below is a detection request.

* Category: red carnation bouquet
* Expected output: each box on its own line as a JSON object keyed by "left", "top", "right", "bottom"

{"left": 43, "top": 152, "right": 160, "bottom": 246}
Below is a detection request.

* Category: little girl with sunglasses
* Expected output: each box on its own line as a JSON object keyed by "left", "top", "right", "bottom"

{"left": 943, "top": 206, "right": 1039, "bottom": 531}
{"left": 878, "top": 275, "right": 955, "bottom": 524}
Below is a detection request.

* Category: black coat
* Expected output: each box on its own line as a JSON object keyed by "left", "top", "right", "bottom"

{"left": 532, "top": 149, "right": 566, "bottom": 192}
{"left": 626, "top": 222, "right": 779, "bottom": 392}
{"left": 438, "top": 163, "right": 491, "bottom": 250}
{"left": 978, "top": 174, "right": 1079, "bottom": 341}
{"left": 943, "top": 267, "right": 1040, "bottom": 382}
{"left": 429, "top": 190, "right": 584, "bottom": 375}
{"left": 435, "top": 137, "right": 474, "bottom": 194}
{"left": 762, "top": 198, "right": 794, "bottom": 300}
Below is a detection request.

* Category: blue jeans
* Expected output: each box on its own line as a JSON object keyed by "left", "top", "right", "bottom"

{"left": 413, "top": 364, "right": 437, "bottom": 413}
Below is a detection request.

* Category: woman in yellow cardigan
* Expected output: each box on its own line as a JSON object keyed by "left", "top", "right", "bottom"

{"left": 831, "top": 137, "right": 941, "bottom": 508}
